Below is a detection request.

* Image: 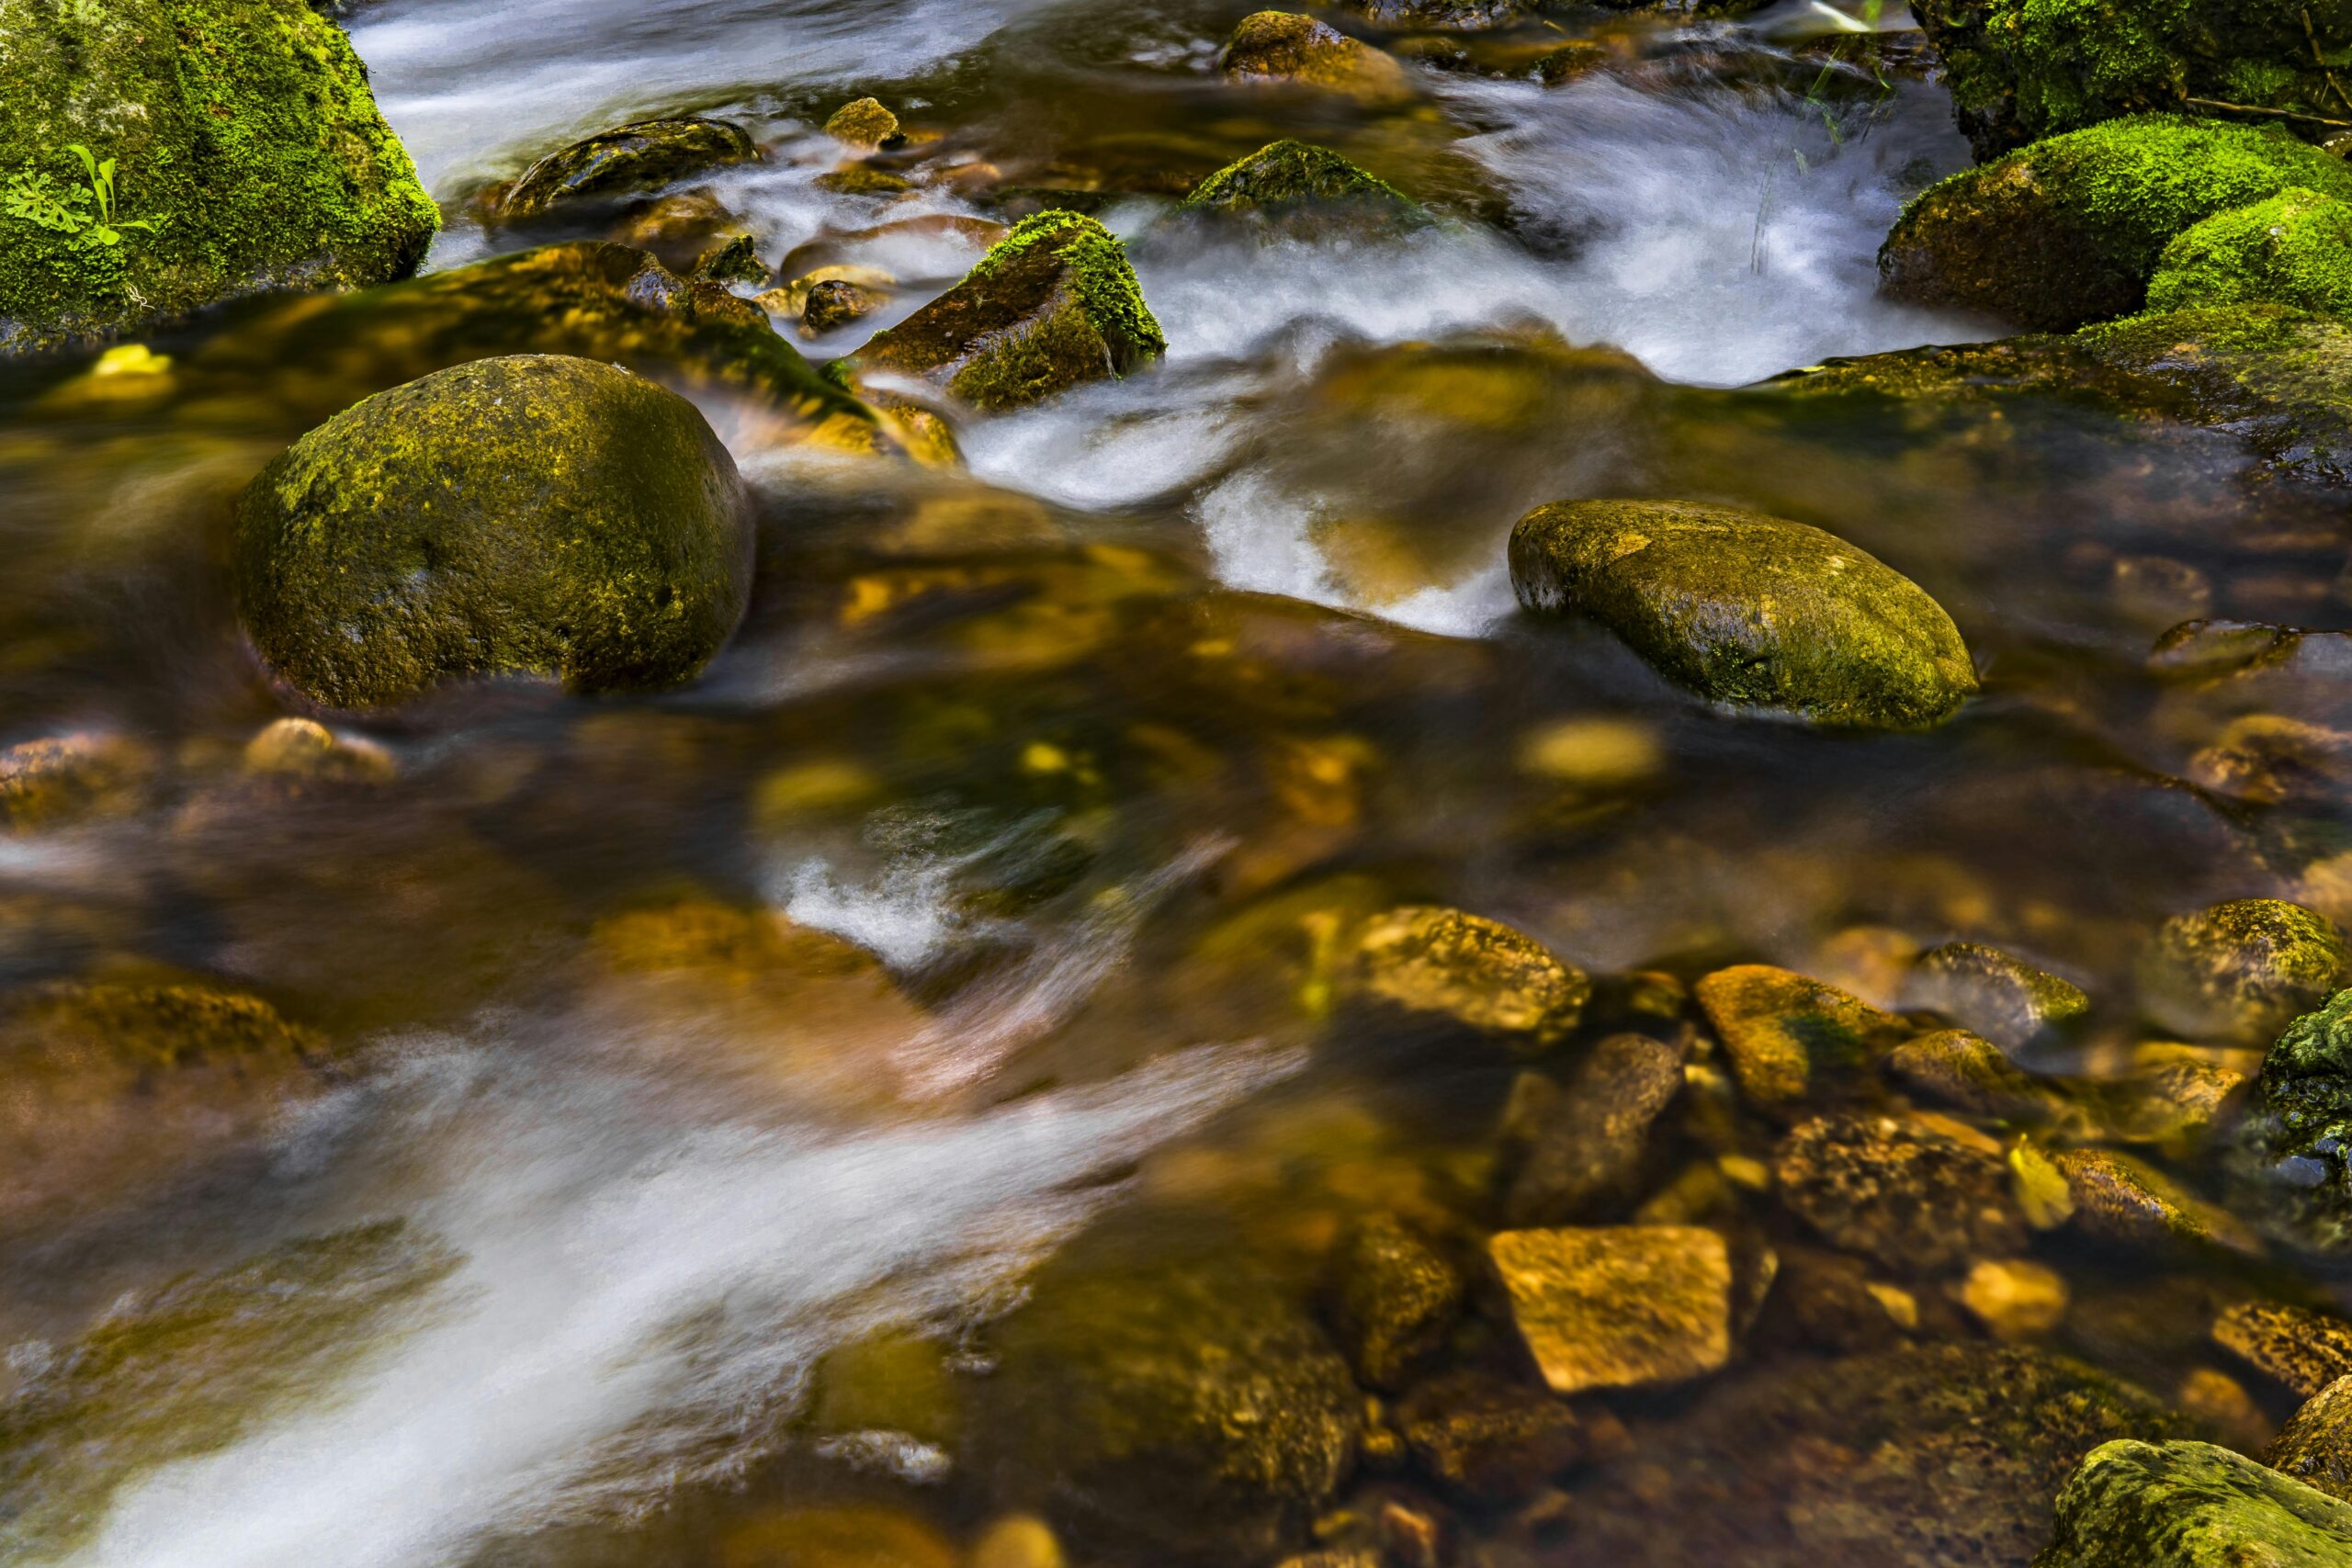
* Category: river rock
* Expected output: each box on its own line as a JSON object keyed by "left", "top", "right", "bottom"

{"left": 2036, "top": 1438, "right": 2352, "bottom": 1567}
{"left": 2051, "top": 1147, "right": 2254, "bottom": 1253}
{"left": 1885, "top": 1028, "right": 2072, "bottom": 1125}
{"left": 1182, "top": 140, "right": 1424, "bottom": 227}
{"left": 1498, "top": 1033, "right": 1682, "bottom": 1224}
{"left": 0, "top": 0, "right": 437, "bottom": 355}
{"left": 801, "top": 278, "right": 884, "bottom": 334}
{"left": 1509, "top": 501, "right": 1976, "bottom": 729}
{"left": 1487, "top": 1225, "right": 1732, "bottom": 1395}
{"left": 1349, "top": 905, "right": 1588, "bottom": 1051}
{"left": 2216, "top": 1300, "right": 2352, "bottom": 1397}
{"left": 841, "top": 211, "right": 1163, "bottom": 411}
{"left": 2137, "top": 897, "right": 2346, "bottom": 1046}
{"left": 823, "top": 97, "right": 903, "bottom": 150}
{"left": 1219, "top": 14, "right": 1412, "bottom": 101}
{"left": 2269, "top": 1376, "right": 2352, "bottom": 1502}
{"left": 1879, "top": 116, "right": 2352, "bottom": 332}
{"left": 0, "top": 732, "right": 154, "bottom": 831}
{"left": 1694, "top": 964, "right": 1906, "bottom": 1109}
{"left": 980, "top": 1247, "right": 1361, "bottom": 1562}
{"left": 1773, "top": 1113, "right": 2029, "bottom": 1273}
{"left": 2239, "top": 988, "right": 2352, "bottom": 1249}
{"left": 1329, "top": 1213, "right": 1464, "bottom": 1391}
{"left": 498, "top": 117, "right": 758, "bottom": 220}
{"left": 1901, "top": 942, "right": 2089, "bottom": 1051}
{"left": 1394, "top": 1368, "right": 1592, "bottom": 1502}
{"left": 2147, "top": 186, "right": 2352, "bottom": 318}
{"left": 1958, "top": 1258, "right": 2070, "bottom": 1340}
{"left": 1336, "top": 0, "right": 1524, "bottom": 27}
{"left": 233, "top": 355, "right": 752, "bottom": 709}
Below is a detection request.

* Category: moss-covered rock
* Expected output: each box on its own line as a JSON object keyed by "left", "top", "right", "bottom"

{"left": 1879, "top": 117, "right": 2352, "bottom": 332}
{"left": 1695, "top": 964, "right": 1907, "bottom": 1109}
{"left": 2267, "top": 1376, "right": 2352, "bottom": 1502}
{"left": 1348, "top": 904, "right": 1589, "bottom": 1050}
{"left": 2215, "top": 1299, "right": 2352, "bottom": 1397}
{"left": 822, "top": 97, "right": 903, "bottom": 151}
{"left": 1885, "top": 1027, "right": 2073, "bottom": 1124}
{"left": 2035, "top": 1438, "right": 2352, "bottom": 1567}
{"left": 0, "top": 0, "right": 437, "bottom": 355}
{"left": 2240, "top": 988, "right": 2352, "bottom": 1249}
{"left": 1181, "top": 140, "right": 1426, "bottom": 226}
{"left": 1488, "top": 1225, "right": 1732, "bottom": 1394}
{"left": 233, "top": 354, "right": 752, "bottom": 708}
{"left": 2148, "top": 186, "right": 2352, "bottom": 317}
{"left": 2137, "top": 897, "right": 2347, "bottom": 1045}
{"left": 1911, "top": 0, "right": 2352, "bottom": 161}
{"left": 496, "top": 117, "right": 757, "bottom": 220}
{"left": 841, "top": 211, "right": 1163, "bottom": 412}
{"left": 1510, "top": 501, "right": 1975, "bottom": 729}
{"left": 1902, "top": 941, "right": 2089, "bottom": 1051}
{"left": 1219, "top": 14, "right": 1413, "bottom": 102}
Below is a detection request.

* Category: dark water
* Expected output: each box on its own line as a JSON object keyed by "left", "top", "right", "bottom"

{"left": 2, "top": 2, "right": 2346, "bottom": 1565}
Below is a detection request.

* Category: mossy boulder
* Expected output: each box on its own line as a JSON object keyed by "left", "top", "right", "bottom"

{"left": 2035, "top": 1439, "right": 2352, "bottom": 1567}
{"left": 2136, "top": 897, "right": 2346, "bottom": 1045}
{"left": 232, "top": 354, "right": 752, "bottom": 709}
{"left": 2240, "top": 988, "right": 2352, "bottom": 1249}
{"left": 496, "top": 117, "right": 757, "bottom": 220}
{"left": 1880, "top": 117, "right": 2352, "bottom": 332}
{"left": 1219, "top": 14, "right": 1413, "bottom": 102}
{"left": 0, "top": 0, "right": 438, "bottom": 355}
{"left": 842, "top": 211, "right": 1163, "bottom": 412}
{"left": 1911, "top": 0, "right": 2352, "bottom": 161}
{"left": 1182, "top": 140, "right": 1426, "bottom": 227}
{"left": 1509, "top": 500, "right": 1977, "bottom": 730}
{"left": 2148, "top": 187, "right": 2352, "bottom": 317}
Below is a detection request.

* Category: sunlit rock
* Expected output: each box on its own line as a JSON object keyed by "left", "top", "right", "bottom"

{"left": 1218, "top": 15, "right": 1413, "bottom": 103}
{"left": 1958, "top": 1258, "right": 2069, "bottom": 1341}
{"left": 0, "top": 731, "right": 153, "bottom": 832}
{"left": 496, "top": 117, "right": 758, "bottom": 220}
{"left": 2149, "top": 187, "right": 2352, "bottom": 318}
{"left": 1693, "top": 964, "right": 1906, "bottom": 1109}
{"left": 2038, "top": 1439, "right": 2352, "bottom": 1567}
{"left": 1348, "top": 904, "right": 1589, "bottom": 1051}
{"left": 1180, "top": 139, "right": 1426, "bottom": 227}
{"left": 1773, "top": 1112, "right": 2029, "bottom": 1273}
{"left": 1488, "top": 1224, "right": 1731, "bottom": 1394}
{"left": 2269, "top": 1375, "right": 2352, "bottom": 1502}
{"left": 822, "top": 97, "right": 904, "bottom": 151}
{"left": 2215, "top": 1299, "right": 2352, "bottom": 1398}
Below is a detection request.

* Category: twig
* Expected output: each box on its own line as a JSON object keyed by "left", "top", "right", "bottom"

{"left": 2181, "top": 94, "right": 2352, "bottom": 130}
{"left": 2305, "top": 7, "right": 2352, "bottom": 115}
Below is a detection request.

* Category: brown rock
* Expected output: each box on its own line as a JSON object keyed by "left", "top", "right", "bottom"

{"left": 1774, "top": 1113, "right": 2027, "bottom": 1273}
{"left": 2215, "top": 1301, "right": 2352, "bottom": 1397}
{"left": 1220, "top": 11, "right": 1413, "bottom": 102}
{"left": 2268, "top": 1375, "right": 2352, "bottom": 1502}
{"left": 1498, "top": 1033, "right": 1682, "bottom": 1225}
{"left": 2052, "top": 1147, "right": 2256, "bottom": 1252}
{"left": 1352, "top": 905, "right": 1589, "bottom": 1052}
{"left": 0, "top": 732, "right": 154, "bottom": 831}
{"left": 1395, "top": 1368, "right": 1588, "bottom": 1501}
{"left": 1694, "top": 964, "right": 1904, "bottom": 1109}
{"left": 1488, "top": 1225, "right": 1732, "bottom": 1395}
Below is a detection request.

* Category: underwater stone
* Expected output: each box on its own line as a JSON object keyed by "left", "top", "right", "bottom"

{"left": 1694, "top": 964, "right": 1907, "bottom": 1108}
{"left": 1509, "top": 500, "right": 1976, "bottom": 730}
{"left": 1350, "top": 904, "right": 1589, "bottom": 1050}
{"left": 1498, "top": 1032, "right": 1683, "bottom": 1225}
{"left": 2268, "top": 1376, "right": 2352, "bottom": 1502}
{"left": 1219, "top": 15, "right": 1414, "bottom": 101}
{"left": 1488, "top": 1225, "right": 1732, "bottom": 1395}
{"left": 1902, "top": 941, "right": 2089, "bottom": 1052}
{"left": 1394, "top": 1368, "right": 1594, "bottom": 1502}
{"left": 498, "top": 118, "right": 758, "bottom": 220}
{"left": 233, "top": 355, "right": 752, "bottom": 708}
{"left": 2137, "top": 898, "right": 2347, "bottom": 1046}
{"left": 2214, "top": 1299, "right": 2352, "bottom": 1397}
{"left": 1329, "top": 1213, "right": 1464, "bottom": 1391}
{"left": 1773, "top": 1113, "right": 2030, "bottom": 1273}
{"left": 0, "top": 733, "right": 154, "bottom": 832}
{"left": 2035, "top": 1439, "right": 2352, "bottom": 1567}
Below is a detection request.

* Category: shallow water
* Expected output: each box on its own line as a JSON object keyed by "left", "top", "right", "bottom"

{"left": 6, "top": 2, "right": 2352, "bottom": 1565}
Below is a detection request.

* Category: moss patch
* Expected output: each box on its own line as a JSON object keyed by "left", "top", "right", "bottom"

{"left": 2036, "top": 1439, "right": 2352, "bottom": 1566}
{"left": 0, "top": 0, "right": 438, "bottom": 355}
{"left": 2149, "top": 186, "right": 2352, "bottom": 315}
{"left": 1182, "top": 139, "right": 1425, "bottom": 225}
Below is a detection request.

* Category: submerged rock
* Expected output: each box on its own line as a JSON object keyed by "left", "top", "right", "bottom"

{"left": 1901, "top": 942, "right": 2088, "bottom": 1052}
{"left": 823, "top": 97, "right": 904, "bottom": 151}
{"left": 1181, "top": 140, "right": 1425, "bottom": 226}
{"left": 2050, "top": 1147, "right": 2255, "bottom": 1253}
{"left": 801, "top": 277, "right": 885, "bottom": 335}
{"left": 2036, "top": 1438, "right": 2352, "bottom": 1567}
{"left": 2240, "top": 988, "right": 2352, "bottom": 1249}
{"left": 2136, "top": 897, "right": 2346, "bottom": 1046}
{"left": 2268, "top": 1376, "right": 2352, "bottom": 1502}
{"left": 1508, "top": 501, "right": 1976, "bottom": 730}
{"left": 1498, "top": 1032, "right": 1682, "bottom": 1225}
{"left": 1219, "top": 13, "right": 1412, "bottom": 101}
{"left": 233, "top": 355, "right": 752, "bottom": 708}
{"left": 1879, "top": 117, "right": 2352, "bottom": 333}
{"left": 1395, "top": 1369, "right": 1594, "bottom": 1502}
{"left": 1773, "top": 1113, "right": 2029, "bottom": 1273}
{"left": 842, "top": 211, "right": 1164, "bottom": 411}
{"left": 1693, "top": 964, "right": 1907, "bottom": 1108}
{"left": 2148, "top": 187, "right": 2352, "bottom": 318}
{"left": 1329, "top": 1213, "right": 1464, "bottom": 1392}
{"left": 1487, "top": 1225, "right": 1732, "bottom": 1395}
{"left": 498, "top": 118, "right": 758, "bottom": 220}
{"left": 1349, "top": 904, "right": 1589, "bottom": 1051}
{"left": 1336, "top": 0, "right": 1524, "bottom": 27}
{"left": 0, "top": 732, "right": 154, "bottom": 832}
{"left": 1885, "top": 1028, "right": 2072, "bottom": 1125}
{"left": 2214, "top": 1299, "right": 2352, "bottom": 1398}
{"left": 0, "top": 0, "right": 437, "bottom": 355}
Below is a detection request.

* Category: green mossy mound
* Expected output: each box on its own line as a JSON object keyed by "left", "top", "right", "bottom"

{"left": 2136, "top": 897, "right": 2346, "bottom": 1045}
{"left": 2035, "top": 1439, "right": 2352, "bottom": 1566}
{"left": 2149, "top": 187, "right": 2352, "bottom": 317}
{"left": 496, "top": 118, "right": 757, "bottom": 220}
{"left": 1913, "top": 0, "right": 2352, "bottom": 162}
{"left": 2241, "top": 988, "right": 2352, "bottom": 1250}
{"left": 842, "top": 211, "right": 1164, "bottom": 412}
{"left": 1182, "top": 140, "right": 1426, "bottom": 225}
{"left": 1508, "top": 500, "right": 1977, "bottom": 729}
{"left": 0, "top": 0, "right": 438, "bottom": 355}
{"left": 1879, "top": 116, "right": 2352, "bottom": 332}
{"left": 233, "top": 354, "right": 752, "bottom": 709}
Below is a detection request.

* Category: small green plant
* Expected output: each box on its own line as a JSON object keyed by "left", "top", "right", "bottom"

{"left": 3, "top": 143, "right": 161, "bottom": 250}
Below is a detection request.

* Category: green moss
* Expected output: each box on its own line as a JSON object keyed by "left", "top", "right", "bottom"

{"left": 0, "top": 0, "right": 438, "bottom": 355}
{"left": 2036, "top": 1439, "right": 2352, "bottom": 1566}
{"left": 1882, "top": 115, "right": 2352, "bottom": 330}
{"left": 969, "top": 210, "right": 1166, "bottom": 362}
{"left": 1183, "top": 139, "right": 1423, "bottom": 222}
{"left": 233, "top": 354, "right": 752, "bottom": 708}
{"left": 2148, "top": 187, "right": 2352, "bottom": 315}
{"left": 1508, "top": 500, "right": 1978, "bottom": 729}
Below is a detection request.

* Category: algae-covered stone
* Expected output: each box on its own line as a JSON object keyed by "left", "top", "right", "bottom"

{"left": 498, "top": 118, "right": 757, "bottom": 220}
{"left": 1498, "top": 1032, "right": 1682, "bottom": 1225}
{"left": 2149, "top": 187, "right": 2352, "bottom": 319}
{"left": 823, "top": 97, "right": 903, "bottom": 151}
{"left": 1879, "top": 116, "right": 2352, "bottom": 332}
{"left": 1509, "top": 501, "right": 1975, "bottom": 730}
{"left": 1181, "top": 140, "right": 1425, "bottom": 225}
{"left": 2215, "top": 1300, "right": 2352, "bottom": 1397}
{"left": 1773, "top": 1113, "right": 2029, "bottom": 1273}
{"left": 1349, "top": 904, "right": 1588, "bottom": 1050}
{"left": 233, "top": 355, "right": 752, "bottom": 709}
{"left": 2035, "top": 1438, "right": 2352, "bottom": 1567}
{"left": 1487, "top": 1225, "right": 1732, "bottom": 1395}
{"left": 1886, "top": 1028, "right": 2072, "bottom": 1125}
{"left": 842, "top": 211, "right": 1163, "bottom": 412}
{"left": 2240, "top": 988, "right": 2352, "bottom": 1249}
{"left": 0, "top": 0, "right": 438, "bottom": 355}
{"left": 1329, "top": 1213, "right": 1464, "bottom": 1391}
{"left": 1693, "top": 964, "right": 1907, "bottom": 1108}
{"left": 801, "top": 277, "right": 884, "bottom": 335}
{"left": 2269, "top": 1376, "right": 2352, "bottom": 1502}
{"left": 1902, "top": 942, "right": 2089, "bottom": 1052}
{"left": 2137, "top": 897, "right": 2346, "bottom": 1046}
{"left": 1219, "top": 15, "right": 1413, "bottom": 102}
{"left": 2050, "top": 1147, "right": 2254, "bottom": 1253}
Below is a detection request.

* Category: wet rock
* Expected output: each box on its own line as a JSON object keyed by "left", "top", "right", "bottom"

{"left": 823, "top": 97, "right": 904, "bottom": 151}
{"left": 2240, "top": 989, "right": 2352, "bottom": 1248}
{"left": 2037, "top": 1438, "right": 2352, "bottom": 1567}
{"left": 1693, "top": 964, "right": 1906, "bottom": 1109}
{"left": 2215, "top": 1300, "right": 2352, "bottom": 1398}
{"left": 1958, "top": 1258, "right": 2069, "bottom": 1341}
{"left": 2269, "top": 1376, "right": 2352, "bottom": 1502}
{"left": 1878, "top": 116, "right": 2352, "bottom": 332}
{"left": 1554, "top": 1344, "right": 2194, "bottom": 1568}
{"left": 1395, "top": 1368, "right": 1590, "bottom": 1501}
{"left": 233, "top": 355, "right": 752, "bottom": 709}
{"left": 1181, "top": 140, "right": 1425, "bottom": 229}
{"left": 980, "top": 1248, "right": 1361, "bottom": 1562}
{"left": 1349, "top": 905, "right": 1588, "bottom": 1052}
{"left": 1498, "top": 1033, "right": 1682, "bottom": 1225}
{"left": 816, "top": 166, "right": 916, "bottom": 197}
{"left": 1487, "top": 1225, "right": 1731, "bottom": 1395}
{"left": 0, "top": 732, "right": 154, "bottom": 831}
{"left": 1509, "top": 501, "right": 1976, "bottom": 730}
{"left": 241, "top": 717, "right": 394, "bottom": 787}
{"left": 2051, "top": 1147, "right": 2254, "bottom": 1253}
{"left": 1534, "top": 39, "right": 1611, "bottom": 85}
{"left": 1773, "top": 1113, "right": 2029, "bottom": 1273}
{"left": 1329, "top": 1213, "right": 1464, "bottom": 1391}
{"left": 1885, "top": 1028, "right": 2071, "bottom": 1126}
{"left": 1901, "top": 942, "right": 2088, "bottom": 1052}
{"left": 498, "top": 118, "right": 758, "bottom": 220}
{"left": 801, "top": 278, "right": 885, "bottom": 335}
{"left": 2137, "top": 898, "right": 2346, "bottom": 1046}
{"left": 2094, "top": 1056, "right": 2245, "bottom": 1149}
{"left": 1753, "top": 1246, "right": 1917, "bottom": 1353}
{"left": 1219, "top": 13, "right": 1413, "bottom": 101}
{"left": 691, "top": 233, "right": 769, "bottom": 287}
{"left": 763, "top": 265, "right": 899, "bottom": 321}
{"left": 2148, "top": 186, "right": 2352, "bottom": 318}
{"left": 842, "top": 211, "right": 1163, "bottom": 412}
{"left": 0, "top": 0, "right": 436, "bottom": 355}
{"left": 2189, "top": 715, "right": 2352, "bottom": 807}
{"left": 1337, "top": 0, "right": 1524, "bottom": 28}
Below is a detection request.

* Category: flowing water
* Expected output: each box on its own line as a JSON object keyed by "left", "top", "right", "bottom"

{"left": 4, "top": 2, "right": 2350, "bottom": 1565}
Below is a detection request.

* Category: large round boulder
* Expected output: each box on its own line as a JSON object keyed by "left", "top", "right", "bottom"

{"left": 233, "top": 354, "right": 752, "bottom": 708}
{"left": 1508, "top": 500, "right": 1976, "bottom": 730}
